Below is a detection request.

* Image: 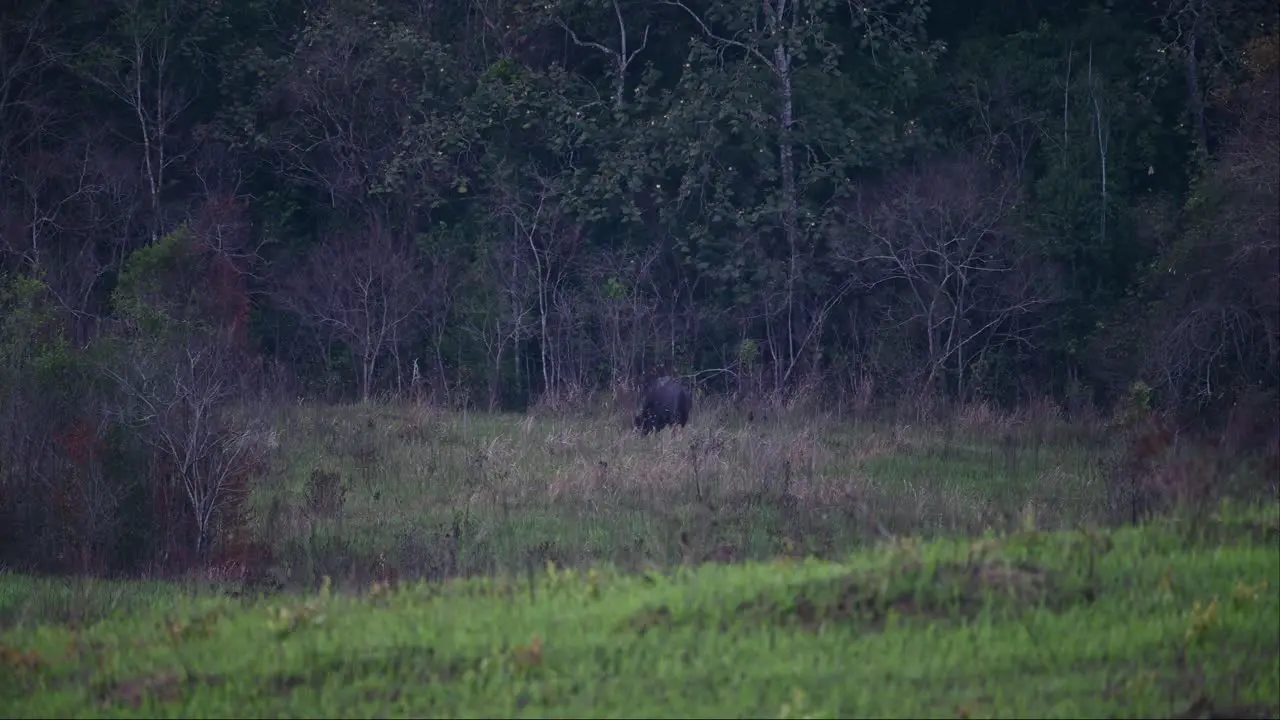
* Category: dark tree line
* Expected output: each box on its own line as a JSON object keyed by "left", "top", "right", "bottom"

{"left": 1, "top": 0, "right": 1276, "bottom": 572}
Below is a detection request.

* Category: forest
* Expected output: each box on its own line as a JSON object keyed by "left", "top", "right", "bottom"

{"left": 0, "top": 0, "right": 1277, "bottom": 577}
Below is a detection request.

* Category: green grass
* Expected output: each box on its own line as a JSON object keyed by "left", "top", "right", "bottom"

{"left": 248, "top": 398, "right": 1120, "bottom": 588}
{"left": 2, "top": 501, "right": 1277, "bottom": 717}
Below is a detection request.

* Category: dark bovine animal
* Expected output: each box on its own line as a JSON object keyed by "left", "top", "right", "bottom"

{"left": 634, "top": 376, "right": 693, "bottom": 435}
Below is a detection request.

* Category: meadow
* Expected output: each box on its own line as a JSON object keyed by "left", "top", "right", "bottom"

{"left": 244, "top": 395, "right": 1131, "bottom": 591}
{"left": 1, "top": 395, "right": 1277, "bottom": 717}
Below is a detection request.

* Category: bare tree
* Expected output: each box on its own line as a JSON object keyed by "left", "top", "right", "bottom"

{"left": 10, "top": 127, "right": 146, "bottom": 341}
{"left": 838, "top": 155, "right": 1059, "bottom": 400}
{"left": 490, "top": 168, "right": 583, "bottom": 396}
{"left": 273, "top": 20, "right": 383, "bottom": 209}
{"left": 462, "top": 219, "right": 537, "bottom": 410}
{"left": 952, "top": 53, "right": 1045, "bottom": 183}
{"left": 418, "top": 234, "right": 466, "bottom": 402}
{"left": 278, "top": 220, "right": 427, "bottom": 403}
{"left": 74, "top": 0, "right": 196, "bottom": 244}
{"left": 1, "top": 3, "right": 150, "bottom": 342}
{"left": 106, "top": 335, "right": 263, "bottom": 559}
{"left": 585, "top": 245, "right": 661, "bottom": 388}
{"left": 0, "top": 0, "right": 55, "bottom": 210}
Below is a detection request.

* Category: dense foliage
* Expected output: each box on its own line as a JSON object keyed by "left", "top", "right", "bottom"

{"left": 1, "top": 0, "right": 1274, "bottom": 409}
{"left": 2, "top": 505, "right": 1277, "bottom": 717}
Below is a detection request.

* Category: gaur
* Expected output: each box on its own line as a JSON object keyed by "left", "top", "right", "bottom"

{"left": 634, "top": 376, "right": 693, "bottom": 435}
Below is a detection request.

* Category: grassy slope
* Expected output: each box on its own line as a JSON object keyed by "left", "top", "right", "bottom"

{"left": 2, "top": 502, "right": 1277, "bottom": 718}
{"left": 250, "top": 400, "right": 1121, "bottom": 585}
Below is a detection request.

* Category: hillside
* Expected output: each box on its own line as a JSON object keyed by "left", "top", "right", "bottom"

{"left": 3, "top": 501, "right": 1276, "bottom": 718}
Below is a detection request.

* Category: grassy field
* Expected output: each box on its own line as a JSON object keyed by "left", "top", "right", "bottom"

{"left": 1, "top": 501, "right": 1277, "bottom": 717}
{"left": 3, "top": 398, "right": 1276, "bottom": 716}
{"left": 243, "top": 397, "right": 1142, "bottom": 590}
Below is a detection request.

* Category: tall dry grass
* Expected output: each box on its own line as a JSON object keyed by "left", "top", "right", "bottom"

{"left": 202, "top": 386, "right": 1279, "bottom": 592}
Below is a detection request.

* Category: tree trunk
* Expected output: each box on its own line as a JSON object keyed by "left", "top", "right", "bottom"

{"left": 775, "top": 40, "right": 799, "bottom": 386}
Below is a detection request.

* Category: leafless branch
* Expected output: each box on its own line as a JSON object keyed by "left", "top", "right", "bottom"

{"left": 834, "top": 154, "right": 1060, "bottom": 397}
{"left": 105, "top": 335, "right": 263, "bottom": 557}
{"left": 276, "top": 220, "right": 426, "bottom": 401}
{"left": 555, "top": 0, "right": 650, "bottom": 109}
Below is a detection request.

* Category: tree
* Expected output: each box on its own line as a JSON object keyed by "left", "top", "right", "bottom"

{"left": 1139, "top": 32, "right": 1279, "bottom": 413}
{"left": 460, "top": 221, "right": 537, "bottom": 410}
{"left": 105, "top": 333, "right": 259, "bottom": 559}
{"left": 106, "top": 225, "right": 263, "bottom": 560}
{"left": 277, "top": 220, "right": 427, "bottom": 402}
{"left": 584, "top": 245, "right": 662, "bottom": 388}
{"left": 553, "top": 0, "right": 651, "bottom": 111}
{"left": 648, "top": 0, "right": 937, "bottom": 388}
{"left": 490, "top": 166, "right": 584, "bottom": 395}
{"left": 72, "top": 0, "right": 216, "bottom": 245}
{"left": 837, "top": 154, "right": 1059, "bottom": 401}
